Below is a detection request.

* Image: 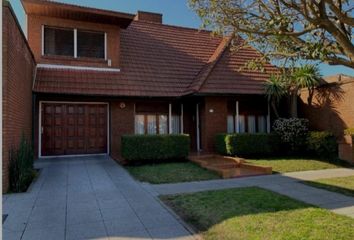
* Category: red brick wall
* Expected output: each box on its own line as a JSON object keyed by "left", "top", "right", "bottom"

{"left": 299, "top": 81, "right": 354, "bottom": 137}
{"left": 27, "top": 15, "right": 120, "bottom": 68}
{"left": 2, "top": 4, "right": 35, "bottom": 192}
{"left": 110, "top": 101, "right": 135, "bottom": 160}
{"left": 134, "top": 11, "right": 162, "bottom": 24}
{"left": 201, "top": 97, "right": 228, "bottom": 152}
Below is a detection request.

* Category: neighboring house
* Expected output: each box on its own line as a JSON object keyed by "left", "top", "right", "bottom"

{"left": 300, "top": 74, "right": 354, "bottom": 162}
{"left": 2, "top": 1, "right": 35, "bottom": 192}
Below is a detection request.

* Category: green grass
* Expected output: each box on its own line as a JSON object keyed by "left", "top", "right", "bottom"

{"left": 126, "top": 162, "right": 220, "bottom": 184}
{"left": 304, "top": 175, "right": 354, "bottom": 198}
{"left": 246, "top": 158, "right": 348, "bottom": 173}
{"left": 162, "top": 187, "right": 354, "bottom": 240}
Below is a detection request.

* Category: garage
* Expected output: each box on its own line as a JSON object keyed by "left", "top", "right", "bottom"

{"left": 40, "top": 102, "right": 108, "bottom": 157}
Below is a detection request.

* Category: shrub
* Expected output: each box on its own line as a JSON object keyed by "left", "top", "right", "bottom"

{"left": 273, "top": 118, "right": 309, "bottom": 152}
{"left": 307, "top": 131, "right": 338, "bottom": 159}
{"left": 344, "top": 128, "right": 354, "bottom": 136}
{"left": 121, "top": 134, "right": 190, "bottom": 164}
{"left": 215, "top": 133, "right": 281, "bottom": 157}
{"left": 9, "top": 135, "right": 36, "bottom": 193}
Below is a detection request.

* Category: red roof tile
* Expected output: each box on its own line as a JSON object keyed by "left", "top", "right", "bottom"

{"left": 33, "top": 20, "right": 277, "bottom": 97}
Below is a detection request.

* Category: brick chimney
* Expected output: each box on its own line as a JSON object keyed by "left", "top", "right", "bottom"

{"left": 134, "top": 11, "right": 162, "bottom": 24}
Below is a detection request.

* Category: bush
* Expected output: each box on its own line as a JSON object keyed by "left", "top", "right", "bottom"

{"left": 273, "top": 118, "right": 309, "bottom": 152}
{"left": 307, "top": 131, "right": 338, "bottom": 159}
{"left": 215, "top": 133, "right": 281, "bottom": 157}
{"left": 9, "top": 135, "right": 36, "bottom": 193}
{"left": 121, "top": 134, "right": 190, "bottom": 164}
{"left": 344, "top": 128, "right": 354, "bottom": 136}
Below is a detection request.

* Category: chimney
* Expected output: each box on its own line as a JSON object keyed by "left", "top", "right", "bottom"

{"left": 134, "top": 11, "right": 162, "bottom": 24}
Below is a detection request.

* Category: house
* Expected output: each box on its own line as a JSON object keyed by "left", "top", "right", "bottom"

{"left": 3, "top": 0, "right": 276, "bottom": 191}
{"left": 300, "top": 74, "right": 354, "bottom": 162}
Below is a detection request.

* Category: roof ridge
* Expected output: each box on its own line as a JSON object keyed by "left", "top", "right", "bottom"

{"left": 186, "top": 36, "right": 232, "bottom": 94}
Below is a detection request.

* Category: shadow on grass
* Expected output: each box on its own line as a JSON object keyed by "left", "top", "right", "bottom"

{"left": 161, "top": 187, "right": 354, "bottom": 239}
{"left": 303, "top": 181, "right": 354, "bottom": 198}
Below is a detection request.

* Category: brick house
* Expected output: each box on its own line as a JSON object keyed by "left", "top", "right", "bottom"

{"left": 3, "top": 0, "right": 277, "bottom": 190}
{"left": 300, "top": 74, "right": 354, "bottom": 162}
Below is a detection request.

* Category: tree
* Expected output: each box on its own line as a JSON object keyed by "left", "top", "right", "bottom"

{"left": 189, "top": 0, "right": 354, "bottom": 68}
{"left": 265, "top": 65, "right": 322, "bottom": 118}
{"left": 288, "top": 64, "right": 322, "bottom": 117}
{"left": 265, "top": 75, "right": 286, "bottom": 118}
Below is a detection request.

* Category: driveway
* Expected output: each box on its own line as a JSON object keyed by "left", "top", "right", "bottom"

{"left": 3, "top": 156, "right": 195, "bottom": 240}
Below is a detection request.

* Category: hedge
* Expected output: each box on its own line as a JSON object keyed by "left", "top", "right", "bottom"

{"left": 307, "top": 131, "right": 337, "bottom": 159}
{"left": 215, "top": 133, "right": 281, "bottom": 157}
{"left": 121, "top": 134, "right": 190, "bottom": 164}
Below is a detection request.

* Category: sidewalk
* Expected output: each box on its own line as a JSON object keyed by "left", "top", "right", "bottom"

{"left": 147, "top": 168, "right": 354, "bottom": 218}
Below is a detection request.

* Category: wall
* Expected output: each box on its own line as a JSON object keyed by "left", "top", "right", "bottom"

{"left": 299, "top": 80, "right": 354, "bottom": 137}
{"left": 110, "top": 101, "right": 135, "bottom": 160}
{"left": 27, "top": 15, "right": 120, "bottom": 68}
{"left": 2, "top": 3, "right": 35, "bottom": 192}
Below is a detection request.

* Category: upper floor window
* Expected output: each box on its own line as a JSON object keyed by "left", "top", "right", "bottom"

{"left": 77, "top": 30, "right": 105, "bottom": 58}
{"left": 44, "top": 27, "right": 74, "bottom": 56}
{"left": 43, "top": 26, "right": 106, "bottom": 59}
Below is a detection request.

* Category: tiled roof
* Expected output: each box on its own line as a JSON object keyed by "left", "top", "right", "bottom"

{"left": 34, "top": 20, "right": 277, "bottom": 97}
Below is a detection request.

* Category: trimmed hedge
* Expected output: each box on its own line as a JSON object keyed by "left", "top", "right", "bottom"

{"left": 121, "top": 134, "right": 190, "bottom": 164}
{"left": 215, "top": 133, "right": 281, "bottom": 157}
{"left": 307, "top": 131, "right": 337, "bottom": 159}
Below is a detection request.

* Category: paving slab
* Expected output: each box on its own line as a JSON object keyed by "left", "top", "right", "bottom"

{"left": 3, "top": 155, "right": 196, "bottom": 240}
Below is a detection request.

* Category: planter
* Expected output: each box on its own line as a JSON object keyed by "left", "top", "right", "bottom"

{"left": 338, "top": 135, "right": 354, "bottom": 163}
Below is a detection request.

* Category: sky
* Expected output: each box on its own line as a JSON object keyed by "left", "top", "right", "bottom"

{"left": 9, "top": 0, "right": 354, "bottom": 77}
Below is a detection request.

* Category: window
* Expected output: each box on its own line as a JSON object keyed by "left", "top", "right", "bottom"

{"left": 258, "top": 116, "right": 267, "bottom": 133}
{"left": 147, "top": 115, "right": 157, "bottom": 134}
{"left": 171, "top": 115, "right": 181, "bottom": 134}
{"left": 227, "top": 115, "right": 234, "bottom": 133}
{"left": 228, "top": 114, "right": 268, "bottom": 133}
{"left": 135, "top": 115, "right": 145, "bottom": 135}
{"left": 43, "top": 26, "right": 105, "bottom": 59}
{"left": 44, "top": 27, "right": 74, "bottom": 56}
{"left": 135, "top": 114, "right": 171, "bottom": 135}
{"left": 239, "top": 115, "right": 246, "bottom": 133}
{"left": 159, "top": 115, "right": 168, "bottom": 134}
{"left": 247, "top": 115, "right": 256, "bottom": 133}
{"left": 77, "top": 30, "right": 105, "bottom": 58}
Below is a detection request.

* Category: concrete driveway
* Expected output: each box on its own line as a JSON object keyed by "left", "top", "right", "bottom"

{"left": 3, "top": 156, "right": 194, "bottom": 240}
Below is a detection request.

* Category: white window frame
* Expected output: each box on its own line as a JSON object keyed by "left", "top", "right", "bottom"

{"left": 42, "top": 26, "right": 107, "bottom": 60}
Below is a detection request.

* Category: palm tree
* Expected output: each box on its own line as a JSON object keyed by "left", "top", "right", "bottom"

{"left": 289, "top": 65, "right": 322, "bottom": 117}
{"left": 265, "top": 75, "right": 286, "bottom": 119}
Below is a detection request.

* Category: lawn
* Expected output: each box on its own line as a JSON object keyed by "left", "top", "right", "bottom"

{"left": 162, "top": 187, "right": 354, "bottom": 240}
{"left": 246, "top": 158, "right": 347, "bottom": 173}
{"left": 304, "top": 175, "right": 354, "bottom": 198}
{"left": 126, "top": 162, "right": 220, "bottom": 184}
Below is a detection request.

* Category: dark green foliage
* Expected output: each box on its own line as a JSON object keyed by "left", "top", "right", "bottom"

{"left": 9, "top": 135, "right": 36, "bottom": 193}
{"left": 273, "top": 118, "right": 309, "bottom": 152}
{"left": 307, "top": 131, "right": 338, "bottom": 159}
{"left": 121, "top": 134, "right": 190, "bottom": 164}
{"left": 215, "top": 133, "right": 281, "bottom": 157}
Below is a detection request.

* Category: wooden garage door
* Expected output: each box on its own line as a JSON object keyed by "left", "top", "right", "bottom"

{"left": 41, "top": 103, "right": 108, "bottom": 156}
